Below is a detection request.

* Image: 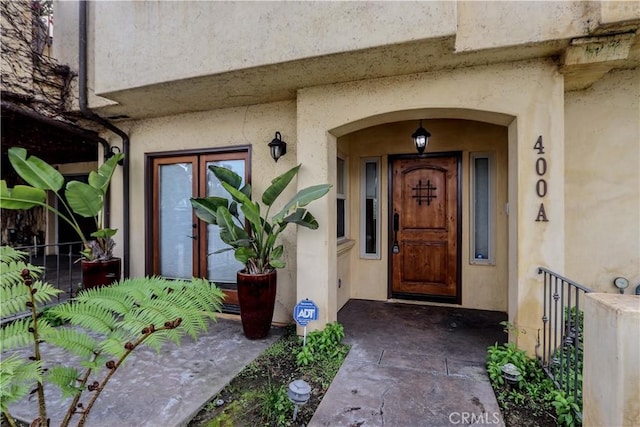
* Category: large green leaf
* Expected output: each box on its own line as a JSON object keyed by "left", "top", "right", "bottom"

{"left": 88, "top": 153, "right": 124, "bottom": 192}
{"left": 217, "top": 206, "right": 249, "bottom": 243}
{"left": 274, "top": 184, "right": 331, "bottom": 222}
{"left": 190, "top": 196, "right": 229, "bottom": 225}
{"left": 0, "top": 181, "right": 46, "bottom": 210}
{"left": 239, "top": 183, "right": 252, "bottom": 199}
{"left": 66, "top": 181, "right": 103, "bottom": 218}
{"left": 283, "top": 208, "right": 320, "bottom": 229}
{"left": 261, "top": 164, "right": 300, "bottom": 206}
{"left": 7, "top": 147, "right": 64, "bottom": 191}
{"left": 269, "top": 245, "right": 285, "bottom": 269}
{"left": 209, "top": 165, "right": 242, "bottom": 189}
{"left": 240, "top": 200, "right": 262, "bottom": 232}
{"left": 221, "top": 181, "right": 253, "bottom": 205}
{"left": 234, "top": 247, "right": 257, "bottom": 264}
{"left": 91, "top": 228, "right": 117, "bottom": 239}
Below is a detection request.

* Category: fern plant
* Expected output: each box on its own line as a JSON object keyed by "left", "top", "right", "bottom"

{"left": 0, "top": 247, "right": 225, "bottom": 427}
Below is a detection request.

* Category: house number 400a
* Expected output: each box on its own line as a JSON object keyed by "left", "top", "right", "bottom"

{"left": 534, "top": 136, "right": 549, "bottom": 222}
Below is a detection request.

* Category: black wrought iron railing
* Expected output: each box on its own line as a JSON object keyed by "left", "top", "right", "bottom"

{"left": 536, "top": 267, "right": 591, "bottom": 419}
{"left": 1, "top": 241, "right": 83, "bottom": 323}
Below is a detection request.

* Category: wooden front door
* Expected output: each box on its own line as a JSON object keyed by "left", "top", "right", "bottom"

{"left": 390, "top": 153, "right": 461, "bottom": 303}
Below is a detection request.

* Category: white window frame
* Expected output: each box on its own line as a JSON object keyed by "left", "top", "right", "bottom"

{"left": 470, "top": 152, "right": 495, "bottom": 265}
{"left": 360, "top": 157, "right": 380, "bottom": 259}
{"left": 337, "top": 156, "right": 347, "bottom": 242}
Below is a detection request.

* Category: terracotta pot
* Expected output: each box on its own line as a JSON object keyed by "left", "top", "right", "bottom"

{"left": 237, "top": 270, "right": 277, "bottom": 339}
{"left": 81, "top": 258, "right": 121, "bottom": 289}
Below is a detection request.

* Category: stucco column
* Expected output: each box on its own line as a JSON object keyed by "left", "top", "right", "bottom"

{"left": 510, "top": 68, "right": 566, "bottom": 353}
{"left": 296, "top": 118, "right": 338, "bottom": 330}
{"left": 583, "top": 294, "right": 640, "bottom": 426}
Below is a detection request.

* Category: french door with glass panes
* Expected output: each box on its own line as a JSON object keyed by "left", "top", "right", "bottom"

{"left": 149, "top": 149, "right": 249, "bottom": 310}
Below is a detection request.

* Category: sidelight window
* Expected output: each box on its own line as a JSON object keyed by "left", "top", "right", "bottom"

{"left": 470, "top": 152, "right": 494, "bottom": 264}
{"left": 360, "top": 158, "right": 380, "bottom": 258}
{"left": 337, "top": 156, "right": 347, "bottom": 240}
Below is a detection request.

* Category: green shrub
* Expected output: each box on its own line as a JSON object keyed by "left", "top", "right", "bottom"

{"left": 295, "top": 322, "right": 346, "bottom": 367}
{"left": 258, "top": 383, "right": 293, "bottom": 427}
{"left": 486, "top": 340, "right": 582, "bottom": 426}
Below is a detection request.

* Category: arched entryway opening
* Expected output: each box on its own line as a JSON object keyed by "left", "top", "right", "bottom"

{"left": 333, "top": 117, "right": 510, "bottom": 315}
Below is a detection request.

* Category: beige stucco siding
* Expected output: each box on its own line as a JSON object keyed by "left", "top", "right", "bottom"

{"left": 91, "top": 1, "right": 456, "bottom": 95}
{"left": 108, "top": 101, "right": 298, "bottom": 324}
{"left": 565, "top": 68, "right": 640, "bottom": 292}
{"left": 456, "top": 1, "right": 596, "bottom": 52}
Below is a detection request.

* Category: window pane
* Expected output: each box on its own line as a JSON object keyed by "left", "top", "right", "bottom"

{"left": 364, "top": 161, "right": 378, "bottom": 255}
{"left": 337, "top": 199, "right": 345, "bottom": 238}
{"left": 337, "top": 157, "right": 345, "bottom": 195}
{"left": 159, "top": 163, "right": 193, "bottom": 279}
{"left": 474, "top": 157, "right": 489, "bottom": 260}
{"left": 206, "top": 160, "right": 246, "bottom": 282}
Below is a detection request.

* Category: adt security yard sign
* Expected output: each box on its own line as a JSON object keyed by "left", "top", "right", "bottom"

{"left": 294, "top": 299, "right": 318, "bottom": 326}
{"left": 294, "top": 299, "right": 319, "bottom": 346}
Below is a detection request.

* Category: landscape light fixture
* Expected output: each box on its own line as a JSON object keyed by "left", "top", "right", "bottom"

{"left": 412, "top": 120, "right": 431, "bottom": 156}
{"left": 288, "top": 379, "right": 311, "bottom": 421}
{"left": 501, "top": 362, "right": 522, "bottom": 385}
{"left": 268, "top": 131, "right": 287, "bottom": 162}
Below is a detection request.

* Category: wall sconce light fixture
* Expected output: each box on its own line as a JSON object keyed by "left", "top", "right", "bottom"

{"left": 107, "top": 145, "right": 124, "bottom": 165}
{"left": 412, "top": 120, "right": 431, "bottom": 156}
{"left": 268, "top": 131, "right": 287, "bottom": 162}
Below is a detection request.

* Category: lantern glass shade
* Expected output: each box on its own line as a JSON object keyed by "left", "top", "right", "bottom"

{"left": 268, "top": 131, "right": 287, "bottom": 162}
{"left": 412, "top": 121, "right": 431, "bottom": 155}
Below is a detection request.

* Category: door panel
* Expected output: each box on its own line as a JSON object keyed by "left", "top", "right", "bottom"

{"left": 153, "top": 156, "right": 198, "bottom": 279}
{"left": 199, "top": 154, "right": 248, "bottom": 306}
{"left": 390, "top": 154, "right": 460, "bottom": 302}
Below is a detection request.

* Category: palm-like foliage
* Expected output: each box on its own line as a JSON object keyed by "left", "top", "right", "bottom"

{"left": 190, "top": 164, "right": 331, "bottom": 274}
{"left": 0, "top": 247, "right": 225, "bottom": 427}
{"left": 0, "top": 147, "right": 124, "bottom": 260}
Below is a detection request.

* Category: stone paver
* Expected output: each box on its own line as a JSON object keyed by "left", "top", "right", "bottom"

{"left": 310, "top": 300, "right": 507, "bottom": 426}
{"left": 7, "top": 318, "right": 280, "bottom": 427}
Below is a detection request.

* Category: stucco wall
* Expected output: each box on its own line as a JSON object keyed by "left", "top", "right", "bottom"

{"left": 91, "top": 1, "right": 456, "bottom": 95}
{"left": 108, "top": 101, "right": 298, "bottom": 324}
{"left": 456, "top": 1, "right": 596, "bottom": 52}
{"left": 296, "top": 59, "right": 565, "bottom": 353}
{"left": 599, "top": 1, "right": 640, "bottom": 25}
{"left": 565, "top": 68, "right": 640, "bottom": 292}
{"left": 337, "top": 120, "right": 509, "bottom": 312}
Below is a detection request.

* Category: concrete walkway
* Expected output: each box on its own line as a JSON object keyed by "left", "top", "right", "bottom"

{"left": 7, "top": 318, "right": 280, "bottom": 427}
{"left": 8, "top": 301, "right": 507, "bottom": 426}
{"left": 310, "top": 300, "right": 507, "bottom": 427}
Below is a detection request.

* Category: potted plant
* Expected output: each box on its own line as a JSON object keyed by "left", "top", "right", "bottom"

{"left": 191, "top": 164, "right": 330, "bottom": 339}
{"left": 0, "top": 147, "right": 124, "bottom": 288}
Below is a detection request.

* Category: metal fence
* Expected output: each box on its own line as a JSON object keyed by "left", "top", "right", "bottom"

{"left": 1, "top": 241, "right": 83, "bottom": 323}
{"left": 536, "top": 267, "right": 591, "bottom": 419}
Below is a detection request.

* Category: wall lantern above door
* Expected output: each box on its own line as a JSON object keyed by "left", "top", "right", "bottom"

{"left": 412, "top": 120, "right": 431, "bottom": 156}
{"left": 268, "top": 131, "right": 287, "bottom": 162}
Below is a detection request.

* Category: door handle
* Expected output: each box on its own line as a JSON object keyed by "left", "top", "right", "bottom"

{"left": 392, "top": 213, "right": 400, "bottom": 254}
{"left": 188, "top": 223, "right": 198, "bottom": 240}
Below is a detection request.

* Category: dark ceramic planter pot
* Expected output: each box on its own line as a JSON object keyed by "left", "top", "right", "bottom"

{"left": 81, "top": 258, "right": 121, "bottom": 290}
{"left": 237, "top": 270, "right": 277, "bottom": 339}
